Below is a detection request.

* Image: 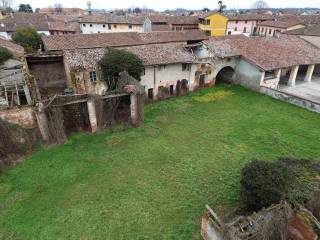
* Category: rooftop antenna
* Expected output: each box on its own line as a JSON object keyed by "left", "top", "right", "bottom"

{"left": 87, "top": 1, "right": 92, "bottom": 15}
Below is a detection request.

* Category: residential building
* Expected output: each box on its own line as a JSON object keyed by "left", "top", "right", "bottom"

{"left": 29, "top": 31, "right": 208, "bottom": 99}
{"left": 198, "top": 12, "right": 228, "bottom": 36}
{"left": 62, "top": 43, "right": 211, "bottom": 99}
{"left": 257, "top": 18, "right": 305, "bottom": 37}
{"left": 226, "top": 14, "right": 274, "bottom": 36}
{"left": 256, "top": 14, "right": 320, "bottom": 37}
{"left": 79, "top": 14, "right": 146, "bottom": 34}
{"left": 0, "top": 13, "right": 51, "bottom": 39}
{"left": 0, "top": 13, "right": 80, "bottom": 39}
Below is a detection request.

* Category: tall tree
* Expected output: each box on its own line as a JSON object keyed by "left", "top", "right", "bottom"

{"left": 217, "top": 1, "right": 226, "bottom": 13}
{"left": 54, "top": 3, "right": 63, "bottom": 14}
{"left": 18, "top": 4, "right": 33, "bottom": 13}
{"left": 12, "top": 27, "right": 42, "bottom": 53}
{"left": 0, "top": 0, "right": 12, "bottom": 10}
{"left": 99, "top": 48, "right": 144, "bottom": 90}
{"left": 252, "top": 0, "right": 269, "bottom": 9}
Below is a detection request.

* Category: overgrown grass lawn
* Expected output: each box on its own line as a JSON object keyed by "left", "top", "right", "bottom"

{"left": 1, "top": 85, "right": 320, "bottom": 239}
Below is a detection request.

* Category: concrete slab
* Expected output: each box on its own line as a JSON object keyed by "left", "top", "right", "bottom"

{"left": 279, "top": 79, "right": 320, "bottom": 104}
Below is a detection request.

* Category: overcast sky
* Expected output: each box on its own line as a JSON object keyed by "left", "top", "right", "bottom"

{"left": 12, "top": 0, "right": 320, "bottom": 11}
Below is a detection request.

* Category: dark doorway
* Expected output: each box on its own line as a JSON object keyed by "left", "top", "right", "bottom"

{"left": 169, "top": 85, "right": 174, "bottom": 95}
{"left": 148, "top": 88, "right": 153, "bottom": 99}
{"left": 199, "top": 74, "right": 206, "bottom": 88}
{"left": 216, "top": 67, "right": 235, "bottom": 84}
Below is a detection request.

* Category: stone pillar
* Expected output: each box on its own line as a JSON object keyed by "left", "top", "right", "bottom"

{"left": 130, "top": 94, "right": 139, "bottom": 126}
{"left": 35, "top": 103, "right": 50, "bottom": 142}
{"left": 87, "top": 99, "right": 98, "bottom": 133}
{"left": 304, "top": 64, "right": 315, "bottom": 82}
{"left": 288, "top": 65, "right": 299, "bottom": 86}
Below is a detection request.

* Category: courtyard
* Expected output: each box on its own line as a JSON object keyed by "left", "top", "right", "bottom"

{"left": 0, "top": 85, "right": 320, "bottom": 239}
{"left": 280, "top": 78, "right": 320, "bottom": 104}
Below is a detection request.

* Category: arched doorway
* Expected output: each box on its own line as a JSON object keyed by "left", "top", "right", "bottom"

{"left": 216, "top": 67, "right": 235, "bottom": 84}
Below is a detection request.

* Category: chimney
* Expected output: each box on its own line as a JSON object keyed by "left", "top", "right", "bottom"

{"left": 87, "top": 1, "right": 92, "bottom": 15}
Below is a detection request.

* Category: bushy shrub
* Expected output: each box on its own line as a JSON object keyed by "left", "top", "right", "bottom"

{"left": 0, "top": 47, "right": 13, "bottom": 63}
{"left": 99, "top": 48, "right": 144, "bottom": 90}
{"left": 240, "top": 160, "right": 289, "bottom": 211}
{"left": 12, "top": 27, "right": 42, "bottom": 53}
{"left": 240, "top": 158, "right": 320, "bottom": 212}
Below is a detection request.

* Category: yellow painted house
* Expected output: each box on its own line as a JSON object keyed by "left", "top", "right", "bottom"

{"left": 199, "top": 12, "right": 228, "bottom": 36}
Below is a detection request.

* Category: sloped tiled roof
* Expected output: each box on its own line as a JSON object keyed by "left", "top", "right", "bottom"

{"left": 63, "top": 43, "right": 195, "bottom": 69}
{"left": 42, "top": 30, "right": 208, "bottom": 51}
{"left": 79, "top": 14, "right": 146, "bottom": 25}
{"left": 204, "top": 35, "right": 320, "bottom": 71}
{"left": 0, "top": 13, "right": 50, "bottom": 32}
{"left": 48, "top": 21, "right": 80, "bottom": 32}
{"left": 283, "top": 24, "right": 320, "bottom": 37}
{"left": 0, "top": 37, "right": 24, "bottom": 58}
{"left": 259, "top": 15, "right": 320, "bottom": 29}
{"left": 228, "top": 13, "right": 274, "bottom": 21}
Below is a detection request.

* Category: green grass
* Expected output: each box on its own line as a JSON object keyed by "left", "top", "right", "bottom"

{"left": 1, "top": 85, "right": 320, "bottom": 239}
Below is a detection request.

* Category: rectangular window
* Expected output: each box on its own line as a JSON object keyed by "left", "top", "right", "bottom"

{"left": 89, "top": 71, "right": 97, "bottom": 82}
{"left": 205, "top": 30, "right": 211, "bottom": 36}
{"left": 205, "top": 19, "right": 210, "bottom": 25}
{"left": 228, "top": 31, "right": 231, "bottom": 35}
{"left": 245, "top": 20, "right": 248, "bottom": 24}
{"left": 90, "top": 24, "right": 93, "bottom": 27}
{"left": 148, "top": 88, "right": 153, "bottom": 99}
{"left": 108, "top": 24, "right": 111, "bottom": 30}
{"left": 141, "top": 67, "right": 145, "bottom": 76}
{"left": 269, "top": 29, "right": 272, "bottom": 34}
{"left": 113, "top": 25, "right": 117, "bottom": 29}
{"left": 129, "top": 24, "right": 132, "bottom": 29}
{"left": 182, "top": 63, "right": 190, "bottom": 71}
{"left": 235, "top": 27, "right": 238, "bottom": 31}
{"left": 103, "top": 24, "right": 106, "bottom": 28}
{"left": 83, "top": 24, "right": 86, "bottom": 27}
{"left": 243, "top": 27, "right": 247, "bottom": 33}
{"left": 264, "top": 70, "right": 276, "bottom": 80}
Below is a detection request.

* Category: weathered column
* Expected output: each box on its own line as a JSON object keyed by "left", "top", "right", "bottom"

{"left": 87, "top": 99, "right": 98, "bottom": 133}
{"left": 130, "top": 94, "right": 139, "bottom": 126}
{"left": 288, "top": 65, "right": 299, "bottom": 86}
{"left": 304, "top": 64, "right": 315, "bottom": 82}
{"left": 35, "top": 103, "right": 50, "bottom": 142}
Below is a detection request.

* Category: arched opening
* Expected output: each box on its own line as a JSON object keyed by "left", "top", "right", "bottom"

{"left": 216, "top": 67, "right": 235, "bottom": 84}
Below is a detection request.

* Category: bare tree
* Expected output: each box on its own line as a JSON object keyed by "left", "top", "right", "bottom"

{"left": 0, "top": 0, "right": 12, "bottom": 10}
{"left": 252, "top": 0, "right": 269, "bottom": 9}
{"left": 54, "top": 3, "right": 63, "bottom": 14}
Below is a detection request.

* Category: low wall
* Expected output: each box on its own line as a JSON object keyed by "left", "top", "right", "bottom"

{"left": 260, "top": 87, "right": 320, "bottom": 113}
{"left": 0, "top": 107, "right": 37, "bottom": 129}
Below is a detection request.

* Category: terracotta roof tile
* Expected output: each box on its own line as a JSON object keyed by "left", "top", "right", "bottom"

{"left": 205, "top": 35, "right": 320, "bottom": 71}
{"left": 228, "top": 13, "right": 274, "bottom": 21}
{"left": 283, "top": 24, "right": 320, "bottom": 37}
{"left": 0, "top": 38, "right": 24, "bottom": 58}
{"left": 63, "top": 43, "right": 195, "bottom": 69}
{"left": 42, "top": 30, "right": 208, "bottom": 51}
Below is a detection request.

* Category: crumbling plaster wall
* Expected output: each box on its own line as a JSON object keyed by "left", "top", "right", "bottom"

{"left": 234, "top": 59, "right": 264, "bottom": 91}
{"left": 0, "top": 107, "right": 37, "bottom": 129}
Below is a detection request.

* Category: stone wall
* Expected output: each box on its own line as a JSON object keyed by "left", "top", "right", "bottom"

{"left": 260, "top": 86, "right": 320, "bottom": 113}
{"left": 0, "top": 107, "right": 37, "bottom": 129}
